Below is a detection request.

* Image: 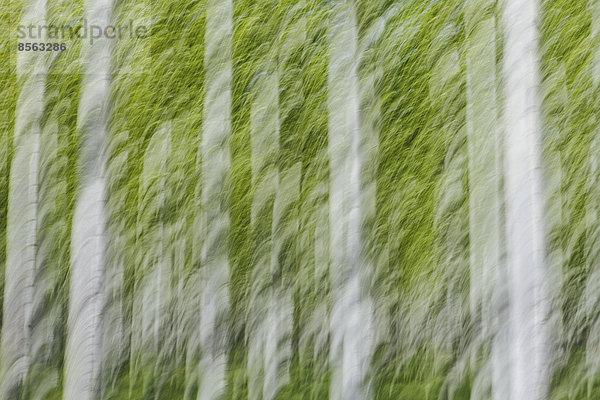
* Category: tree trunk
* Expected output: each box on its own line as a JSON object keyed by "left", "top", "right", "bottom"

{"left": 327, "top": 1, "right": 373, "bottom": 399}
{"left": 0, "top": 0, "right": 45, "bottom": 396}
{"left": 501, "top": 0, "right": 551, "bottom": 398}
{"left": 64, "top": 0, "right": 112, "bottom": 397}
{"left": 197, "top": 0, "right": 233, "bottom": 398}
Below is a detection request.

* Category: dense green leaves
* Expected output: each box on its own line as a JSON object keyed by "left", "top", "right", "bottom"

{"left": 1, "top": 0, "right": 600, "bottom": 398}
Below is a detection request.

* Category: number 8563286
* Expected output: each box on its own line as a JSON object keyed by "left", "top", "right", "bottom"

{"left": 18, "top": 43, "right": 67, "bottom": 51}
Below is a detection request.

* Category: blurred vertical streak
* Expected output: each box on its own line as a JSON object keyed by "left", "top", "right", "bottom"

{"left": 501, "top": 0, "right": 551, "bottom": 398}
{"left": 63, "top": 0, "right": 112, "bottom": 398}
{"left": 592, "top": 1, "right": 600, "bottom": 88}
{"left": 281, "top": 2, "right": 331, "bottom": 396}
{"left": 327, "top": 1, "right": 373, "bottom": 399}
{"left": 247, "top": 65, "right": 279, "bottom": 400}
{"left": 264, "top": 7, "right": 307, "bottom": 396}
{"left": 247, "top": 67, "right": 293, "bottom": 400}
{"left": 464, "top": 0, "right": 506, "bottom": 398}
{"left": 0, "top": 0, "right": 46, "bottom": 397}
{"left": 430, "top": 37, "right": 467, "bottom": 398}
{"left": 246, "top": 5, "right": 305, "bottom": 397}
{"left": 357, "top": 2, "right": 388, "bottom": 386}
{"left": 197, "top": 0, "right": 233, "bottom": 398}
{"left": 138, "top": 122, "right": 172, "bottom": 393}
{"left": 265, "top": 164, "right": 298, "bottom": 400}
{"left": 584, "top": 0, "right": 600, "bottom": 387}
{"left": 0, "top": 0, "right": 17, "bottom": 382}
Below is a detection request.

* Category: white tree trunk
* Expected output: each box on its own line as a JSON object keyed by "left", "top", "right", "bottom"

{"left": 328, "top": 2, "right": 373, "bottom": 399}
{"left": 197, "top": 0, "right": 233, "bottom": 398}
{"left": 64, "top": 0, "right": 112, "bottom": 398}
{"left": 501, "top": 0, "right": 551, "bottom": 398}
{"left": 0, "top": 0, "right": 45, "bottom": 396}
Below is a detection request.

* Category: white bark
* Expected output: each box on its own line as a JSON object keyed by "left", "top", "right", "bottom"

{"left": 197, "top": 0, "right": 233, "bottom": 398}
{"left": 328, "top": 2, "right": 373, "bottom": 399}
{"left": 64, "top": 0, "right": 112, "bottom": 398}
{"left": 0, "top": 0, "right": 45, "bottom": 396}
{"left": 502, "top": 0, "right": 551, "bottom": 398}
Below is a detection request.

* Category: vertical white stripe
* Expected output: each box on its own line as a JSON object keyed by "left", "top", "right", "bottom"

{"left": 0, "top": 0, "right": 46, "bottom": 396}
{"left": 328, "top": 2, "right": 373, "bottom": 399}
{"left": 198, "top": 0, "right": 233, "bottom": 398}
{"left": 64, "top": 0, "right": 112, "bottom": 398}
{"left": 502, "top": 0, "right": 550, "bottom": 398}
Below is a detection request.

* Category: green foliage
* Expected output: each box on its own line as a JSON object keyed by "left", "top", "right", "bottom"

{"left": 1, "top": 0, "right": 600, "bottom": 398}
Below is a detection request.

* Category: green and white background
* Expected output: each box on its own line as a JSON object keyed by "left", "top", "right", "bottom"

{"left": 0, "top": 0, "right": 599, "bottom": 398}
